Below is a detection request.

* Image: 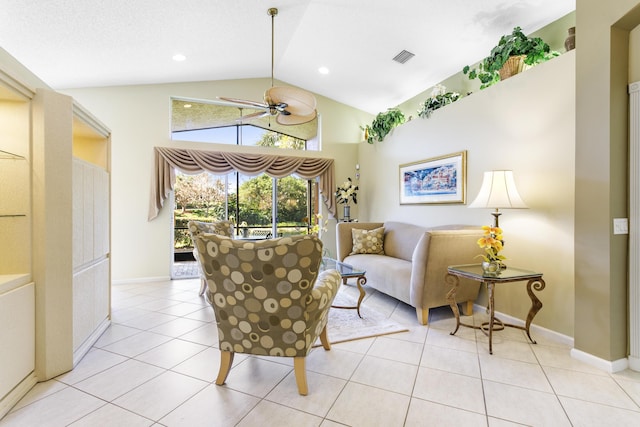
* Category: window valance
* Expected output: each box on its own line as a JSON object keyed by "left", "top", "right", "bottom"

{"left": 148, "top": 147, "right": 336, "bottom": 220}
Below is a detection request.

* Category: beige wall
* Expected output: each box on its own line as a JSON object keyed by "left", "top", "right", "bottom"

{"left": 574, "top": 0, "right": 640, "bottom": 362}
{"left": 358, "top": 52, "right": 576, "bottom": 337}
{"left": 65, "top": 80, "right": 370, "bottom": 281}
{"left": 631, "top": 25, "right": 640, "bottom": 82}
{"left": 398, "top": 11, "right": 576, "bottom": 117}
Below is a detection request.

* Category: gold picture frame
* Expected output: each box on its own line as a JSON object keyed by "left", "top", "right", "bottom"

{"left": 399, "top": 151, "right": 467, "bottom": 205}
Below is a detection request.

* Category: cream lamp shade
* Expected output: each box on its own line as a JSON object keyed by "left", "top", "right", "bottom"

{"left": 469, "top": 170, "right": 527, "bottom": 227}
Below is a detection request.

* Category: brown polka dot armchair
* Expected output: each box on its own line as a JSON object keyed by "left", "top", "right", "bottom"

{"left": 191, "top": 232, "right": 342, "bottom": 395}
{"left": 187, "top": 220, "right": 234, "bottom": 295}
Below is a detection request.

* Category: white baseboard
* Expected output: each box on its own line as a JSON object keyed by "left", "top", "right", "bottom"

{"left": 73, "top": 318, "right": 111, "bottom": 367}
{"left": 629, "top": 356, "right": 640, "bottom": 371}
{"left": 473, "top": 303, "right": 574, "bottom": 347}
{"left": 473, "top": 304, "right": 634, "bottom": 373}
{"left": 0, "top": 373, "right": 37, "bottom": 419}
{"left": 570, "top": 348, "right": 629, "bottom": 373}
{"left": 112, "top": 276, "right": 170, "bottom": 285}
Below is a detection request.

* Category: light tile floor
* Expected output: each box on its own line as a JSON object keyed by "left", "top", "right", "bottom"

{"left": 3, "top": 278, "right": 640, "bottom": 426}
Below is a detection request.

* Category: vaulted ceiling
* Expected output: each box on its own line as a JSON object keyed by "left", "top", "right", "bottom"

{"left": 0, "top": 0, "right": 574, "bottom": 114}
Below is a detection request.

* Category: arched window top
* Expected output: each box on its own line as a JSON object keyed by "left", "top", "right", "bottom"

{"left": 171, "top": 97, "right": 319, "bottom": 150}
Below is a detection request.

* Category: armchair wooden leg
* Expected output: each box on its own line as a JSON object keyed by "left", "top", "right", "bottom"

{"left": 319, "top": 325, "right": 331, "bottom": 350}
{"left": 215, "top": 350, "right": 234, "bottom": 385}
{"left": 293, "top": 357, "right": 308, "bottom": 396}
{"left": 198, "top": 277, "right": 206, "bottom": 296}
{"left": 462, "top": 300, "right": 475, "bottom": 316}
{"left": 416, "top": 307, "right": 429, "bottom": 325}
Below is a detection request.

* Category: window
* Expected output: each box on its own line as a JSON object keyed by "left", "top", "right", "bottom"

{"left": 172, "top": 136, "right": 320, "bottom": 258}
{"left": 170, "top": 97, "right": 319, "bottom": 150}
{"left": 173, "top": 170, "right": 318, "bottom": 254}
{"left": 169, "top": 97, "right": 323, "bottom": 259}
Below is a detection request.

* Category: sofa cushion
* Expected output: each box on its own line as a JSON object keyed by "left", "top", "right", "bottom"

{"left": 350, "top": 227, "right": 385, "bottom": 255}
{"left": 345, "top": 254, "right": 412, "bottom": 304}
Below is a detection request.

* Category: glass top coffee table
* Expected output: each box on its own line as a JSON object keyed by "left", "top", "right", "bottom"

{"left": 322, "top": 257, "right": 367, "bottom": 318}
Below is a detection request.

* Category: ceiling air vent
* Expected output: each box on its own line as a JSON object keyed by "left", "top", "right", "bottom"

{"left": 392, "top": 50, "right": 415, "bottom": 64}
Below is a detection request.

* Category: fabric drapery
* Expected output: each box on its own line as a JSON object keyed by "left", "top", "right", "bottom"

{"left": 148, "top": 147, "right": 336, "bottom": 220}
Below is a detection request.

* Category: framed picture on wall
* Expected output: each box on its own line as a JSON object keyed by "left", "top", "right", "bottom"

{"left": 399, "top": 151, "right": 467, "bottom": 205}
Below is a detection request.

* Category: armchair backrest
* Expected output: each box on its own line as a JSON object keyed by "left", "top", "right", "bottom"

{"left": 193, "top": 233, "right": 325, "bottom": 357}
{"left": 187, "top": 220, "right": 234, "bottom": 239}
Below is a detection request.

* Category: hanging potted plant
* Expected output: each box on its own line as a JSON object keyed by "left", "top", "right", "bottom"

{"left": 462, "top": 26, "right": 559, "bottom": 89}
{"left": 361, "top": 108, "right": 406, "bottom": 144}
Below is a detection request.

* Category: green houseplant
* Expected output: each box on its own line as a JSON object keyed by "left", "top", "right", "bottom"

{"left": 417, "top": 84, "right": 461, "bottom": 119}
{"left": 362, "top": 108, "right": 406, "bottom": 144}
{"left": 463, "top": 26, "right": 559, "bottom": 89}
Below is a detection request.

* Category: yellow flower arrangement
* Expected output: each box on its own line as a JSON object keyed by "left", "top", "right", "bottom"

{"left": 476, "top": 225, "right": 505, "bottom": 264}
{"left": 303, "top": 214, "right": 328, "bottom": 236}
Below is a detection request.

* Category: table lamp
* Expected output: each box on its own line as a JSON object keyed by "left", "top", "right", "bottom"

{"left": 469, "top": 170, "right": 527, "bottom": 227}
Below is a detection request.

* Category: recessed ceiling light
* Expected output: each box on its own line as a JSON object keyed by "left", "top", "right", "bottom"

{"left": 318, "top": 66, "right": 330, "bottom": 75}
{"left": 172, "top": 54, "right": 186, "bottom": 62}
{"left": 183, "top": 104, "right": 192, "bottom": 108}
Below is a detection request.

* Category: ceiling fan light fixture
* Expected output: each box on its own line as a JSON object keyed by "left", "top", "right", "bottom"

{"left": 276, "top": 110, "right": 317, "bottom": 125}
{"left": 266, "top": 86, "right": 316, "bottom": 116}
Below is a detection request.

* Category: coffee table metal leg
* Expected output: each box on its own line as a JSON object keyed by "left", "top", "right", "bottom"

{"left": 332, "top": 275, "right": 368, "bottom": 317}
{"left": 445, "top": 274, "right": 461, "bottom": 335}
{"left": 487, "top": 282, "right": 495, "bottom": 355}
{"left": 524, "top": 278, "right": 545, "bottom": 343}
{"left": 355, "top": 275, "right": 367, "bottom": 318}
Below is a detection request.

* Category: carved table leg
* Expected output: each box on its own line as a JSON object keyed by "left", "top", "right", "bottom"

{"left": 332, "top": 275, "right": 368, "bottom": 317}
{"left": 524, "top": 278, "right": 545, "bottom": 344}
{"left": 487, "top": 282, "right": 495, "bottom": 354}
{"left": 445, "top": 274, "right": 461, "bottom": 335}
{"left": 355, "top": 275, "right": 367, "bottom": 318}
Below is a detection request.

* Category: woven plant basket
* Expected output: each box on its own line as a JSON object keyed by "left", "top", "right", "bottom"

{"left": 499, "top": 55, "right": 526, "bottom": 80}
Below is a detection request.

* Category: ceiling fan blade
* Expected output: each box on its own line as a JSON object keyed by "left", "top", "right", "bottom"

{"left": 217, "top": 96, "right": 268, "bottom": 110}
{"left": 266, "top": 87, "right": 317, "bottom": 117}
{"left": 276, "top": 110, "right": 317, "bottom": 125}
{"left": 238, "top": 110, "right": 270, "bottom": 122}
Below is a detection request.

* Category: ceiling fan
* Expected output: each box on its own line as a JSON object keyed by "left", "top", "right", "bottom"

{"left": 218, "top": 7, "right": 317, "bottom": 126}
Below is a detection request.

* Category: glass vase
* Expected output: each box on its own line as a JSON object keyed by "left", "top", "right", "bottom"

{"left": 343, "top": 205, "right": 351, "bottom": 222}
{"left": 481, "top": 261, "right": 503, "bottom": 276}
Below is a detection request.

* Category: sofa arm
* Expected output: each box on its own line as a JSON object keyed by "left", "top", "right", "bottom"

{"left": 336, "top": 222, "right": 384, "bottom": 261}
{"left": 409, "top": 228, "right": 484, "bottom": 309}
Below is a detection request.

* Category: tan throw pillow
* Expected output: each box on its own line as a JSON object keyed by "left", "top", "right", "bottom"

{"left": 350, "top": 227, "right": 385, "bottom": 255}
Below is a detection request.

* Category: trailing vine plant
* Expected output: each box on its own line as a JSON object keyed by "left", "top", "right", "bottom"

{"left": 417, "top": 84, "right": 461, "bottom": 119}
{"left": 361, "top": 108, "right": 406, "bottom": 144}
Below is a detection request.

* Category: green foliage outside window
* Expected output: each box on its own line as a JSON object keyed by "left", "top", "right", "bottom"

{"left": 173, "top": 131, "right": 314, "bottom": 250}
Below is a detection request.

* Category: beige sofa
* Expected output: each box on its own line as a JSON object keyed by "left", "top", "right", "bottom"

{"left": 336, "top": 221, "right": 484, "bottom": 325}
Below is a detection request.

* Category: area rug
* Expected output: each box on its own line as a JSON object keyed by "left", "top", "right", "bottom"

{"left": 314, "top": 287, "right": 409, "bottom": 347}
